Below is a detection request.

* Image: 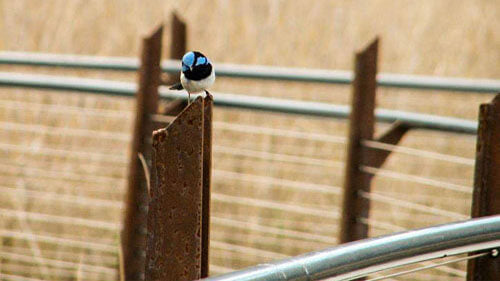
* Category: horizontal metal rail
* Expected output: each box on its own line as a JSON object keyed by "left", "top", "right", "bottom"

{"left": 0, "top": 51, "right": 499, "bottom": 93}
{"left": 0, "top": 72, "right": 478, "bottom": 134}
{"left": 200, "top": 215, "right": 500, "bottom": 281}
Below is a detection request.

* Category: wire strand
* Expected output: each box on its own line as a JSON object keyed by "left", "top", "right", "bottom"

{"left": 0, "top": 230, "right": 118, "bottom": 253}
{"left": 214, "top": 121, "right": 346, "bottom": 144}
{"left": 214, "top": 169, "right": 341, "bottom": 195}
{"left": 0, "top": 142, "right": 127, "bottom": 164}
{"left": 358, "top": 217, "right": 406, "bottom": 232}
{"left": 0, "top": 208, "right": 120, "bottom": 231}
{"left": 0, "top": 121, "right": 130, "bottom": 141}
{"left": 0, "top": 185, "right": 123, "bottom": 208}
{"left": 212, "top": 193, "right": 339, "bottom": 219}
{"left": 365, "top": 252, "right": 487, "bottom": 281}
{"left": 358, "top": 191, "right": 469, "bottom": 220}
{"left": 0, "top": 162, "right": 125, "bottom": 185}
{"left": 214, "top": 146, "right": 344, "bottom": 168}
{"left": 209, "top": 264, "right": 235, "bottom": 274}
{"left": 1, "top": 273, "right": 45, "bottom": 281}
{"left": 212, "top": 213, "right": 338, "bottom": 233}
{"left": 0, "top": 251, "right": 117, "bottom": 275}
{"left": 0, "top": 245, "right": 117, "bottom": 266}
{"left": 0, "top": 264, "right": 80, "bottom": 279}
{"left": 210, "top": 240, "right": 289, "bottom": 260}
{"left": 360, "top": 165, "right": 472, "bottom": 193}
{"left": 0, "top": 177, "right": 125, "bottom": 197}
{"left": 212, "top": 217, "right": 337, "bottom": 244}
{"left": 0, "top": 99, "right": 131, "bottom": 119}
{"left": 362, "top": 140, "right": 475, "bottom": 166}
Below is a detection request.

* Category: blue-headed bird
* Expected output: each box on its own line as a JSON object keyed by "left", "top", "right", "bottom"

{"left": 169, "top": 51, "right": 215, "bottom": 104}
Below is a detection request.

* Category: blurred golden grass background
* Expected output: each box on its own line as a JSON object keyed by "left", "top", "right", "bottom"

{"left": 0, "top": 0, "right": 499, "bottom": 280}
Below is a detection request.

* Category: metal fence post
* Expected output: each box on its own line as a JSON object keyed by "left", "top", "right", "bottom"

{"left": 170, "top": 12, "right": 186, "bottom": 60}
{"left": 122, "top": 25, "right": 163, "bottom": 281}
{"left": 339, "top": 39, "right": 378, "bottom": 244}
{"left": 339, "top": 39, "right": 410, "bottom": 245}
{"left": 146, "top": 96, "right": 211, "bottom": 281}
{"left": 467, "top": 94, "right": 500, "bottom": 280}
{"left": 162, "top": 12, "right": 187, "bottom": 86}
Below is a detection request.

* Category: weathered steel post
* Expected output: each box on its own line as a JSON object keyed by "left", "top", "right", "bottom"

{"left": 123, "top": 13, "right": 189, "bottom": 281}
{"left": 339, "top": 38, "right": 410, "bottom": 245}
{"left": 467, "top": 94, "right": 500, "bottom": 280}
{"left": 170, "top": 13, "right": 187, "bottom": 64}
{"left": 122, "top": 25, "right": 163, "bottom": 281}
{"left": 146, "top": 95, "right": 212, "bottom": 281}
{"left": 161, "top": 12, "right": 187, "bottom": 86}
{"left": 339, "top": 39, "right": 378, "bottom": 244}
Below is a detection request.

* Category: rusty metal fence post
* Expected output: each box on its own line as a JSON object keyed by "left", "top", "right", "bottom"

{"left": 161, "top": 12, "right": 187, "bottom": 86}
{"left": 122, "top": 25, "right": 163, "bottom": 281}
{"left": 339, "top": 39, "right": 410, "bottom": 244}
{"left": 146, "top": 95, "right": 213, "bottom": 281}
{"left": 339, "top": 39, "right": 379, "bottom": 244}
{"left": 466, "top": 94, "right": 500, "bottom": 280}
{"left": 122, "top": 13, "right": 189, "bottom": 281}
{"left": 170, "top": 13, "right": 187, "bottom": 63}
{"left": 156, "top": 12, "right": 188, "bottom": 124}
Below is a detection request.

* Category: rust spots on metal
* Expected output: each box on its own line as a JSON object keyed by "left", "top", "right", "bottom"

{"left": 146, "top": 96, "right": 205, "bottom": 281}
{"left": 340, "top": 38, "right": 378, "bottom": 245}
{"left": 467, "top": 94, "right": 500, "bottom": 280}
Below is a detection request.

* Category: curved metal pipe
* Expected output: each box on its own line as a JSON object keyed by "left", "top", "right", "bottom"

{"left": 201, "top": 216, "right": 500, "bottom": 281}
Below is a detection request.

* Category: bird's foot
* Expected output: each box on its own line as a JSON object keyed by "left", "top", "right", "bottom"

{"left": 205, "top": 90, "right": 213, "bottom": 99}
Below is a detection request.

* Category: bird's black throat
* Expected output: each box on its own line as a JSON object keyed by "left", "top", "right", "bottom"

{"left": 183, "top": 63, "right": 212, "bottom": 81}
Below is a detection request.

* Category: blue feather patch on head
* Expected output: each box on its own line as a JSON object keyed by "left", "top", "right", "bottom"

{"left": 182, "top": 52, "right": 195, "bottom": 67}
{"left": 195, "top": 56, "right": 207, "bottom": 66}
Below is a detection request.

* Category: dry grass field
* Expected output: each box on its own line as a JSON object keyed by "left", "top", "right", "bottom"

{"left": 0, "top": 1, "right": 499, "bottom": 280}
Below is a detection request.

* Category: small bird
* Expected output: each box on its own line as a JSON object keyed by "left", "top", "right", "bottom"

{"left": 169, "top": 51, "right": 215, "bottom": 104}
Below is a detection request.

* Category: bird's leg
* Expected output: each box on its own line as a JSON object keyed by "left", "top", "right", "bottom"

{"left": 188, "top": 92, "right": 191, "bottom": 105}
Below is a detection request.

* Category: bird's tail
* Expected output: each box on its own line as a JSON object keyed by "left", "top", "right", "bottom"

{"left": 169, "top": 82, "right": 184, "bottom": 90}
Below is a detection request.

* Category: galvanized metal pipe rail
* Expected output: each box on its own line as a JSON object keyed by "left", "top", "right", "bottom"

{"left": 0, "top": 72, "right": 477, "bottom": 134}
{"left": 0, "top": 52, "right": 499, "bottom": 93}
{"left": 199, "top": 215, "right": 500, "bottom": 281}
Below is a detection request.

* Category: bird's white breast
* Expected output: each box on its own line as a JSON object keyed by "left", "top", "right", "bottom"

{"left": 180, "top": 69, "right": 215, "bottom": 93}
